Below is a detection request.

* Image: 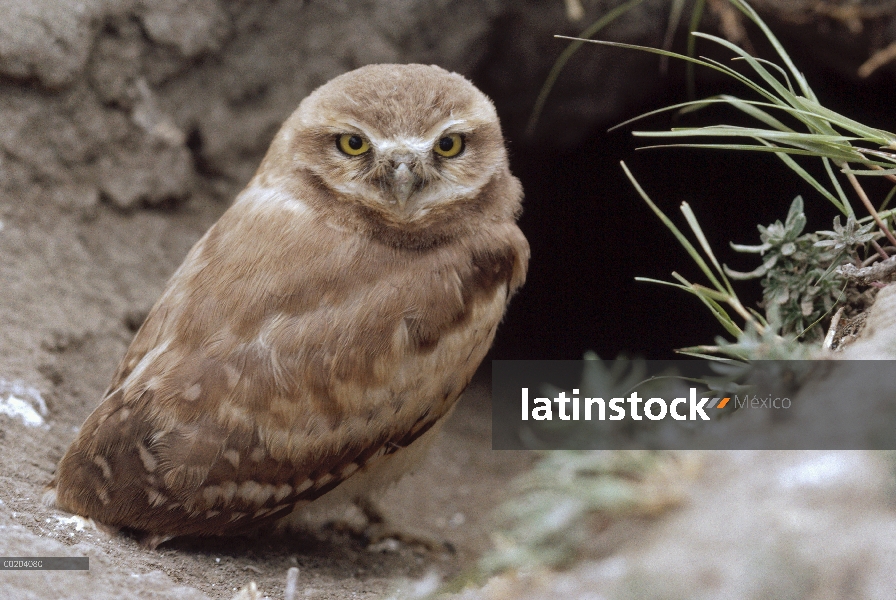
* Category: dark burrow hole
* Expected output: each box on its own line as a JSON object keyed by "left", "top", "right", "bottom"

{"left": 484, "top": 48, "right": 896, "bottom": 361}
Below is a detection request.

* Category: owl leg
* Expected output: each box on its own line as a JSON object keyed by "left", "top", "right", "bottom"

{"left": 137, "top": 533, "right": 174, "bottom": 550}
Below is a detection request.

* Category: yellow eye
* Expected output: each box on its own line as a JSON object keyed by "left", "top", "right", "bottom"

{"left": 433, "top": 133, "right": 464, "bottom": 158}
{"left": 337, "top": 134, "right": 370, "bottom": 156}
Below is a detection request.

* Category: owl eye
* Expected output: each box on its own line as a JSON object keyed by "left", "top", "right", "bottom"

{"left": 337, "top": 134, "right": 370, "bottom": 156}
{"left": 433, "top": 133, "right": 464, "bottom": 158}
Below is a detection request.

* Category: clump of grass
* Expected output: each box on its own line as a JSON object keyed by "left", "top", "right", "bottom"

{"left": 566, "top": 0, "right": 896, "bottom": 357}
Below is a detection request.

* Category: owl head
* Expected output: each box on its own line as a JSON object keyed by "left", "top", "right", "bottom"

{"left": 254, "top": 64, "right": 518, "bottom": 243}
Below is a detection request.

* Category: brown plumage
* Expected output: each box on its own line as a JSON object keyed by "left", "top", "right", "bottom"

{"left": 48, "top": 64, "right": 528, "bottom": 544}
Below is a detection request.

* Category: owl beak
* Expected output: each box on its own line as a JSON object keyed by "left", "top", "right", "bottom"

{"left": 390, "top": 162, "right": 420, "bottom": 209}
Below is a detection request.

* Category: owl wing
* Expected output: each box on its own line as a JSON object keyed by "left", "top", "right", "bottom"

{"left": 53, "top": 195, "right": 528, "bottom": 537}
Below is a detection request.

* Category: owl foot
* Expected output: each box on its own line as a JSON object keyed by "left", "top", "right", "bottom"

{"left": 354, "top": 498, "right": 455, "bottom": 554}
{"left": 137, "top": 532, "right": 174, "bottom": 550}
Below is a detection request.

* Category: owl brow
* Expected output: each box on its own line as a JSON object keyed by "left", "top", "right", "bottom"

{"left": 431, "top": 118, "right": 467, "bottom": 134}
{"left": 328, "top": 119, "right": 473, "bottom": 146}
{"left": 331, "top": 120, "right": 380, "bottom": 136}
{"left": 372, "top": 137, "right": 432, "bottom": 154}
{"left": 423, "top": 121, "right": 475, "bottom": 143}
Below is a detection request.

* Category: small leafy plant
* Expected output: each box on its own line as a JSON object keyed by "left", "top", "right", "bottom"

{"left": 725, "top": 195, "right": 879, "bottom": 342}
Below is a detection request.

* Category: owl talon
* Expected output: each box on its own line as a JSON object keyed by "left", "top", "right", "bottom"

{"left": 137, "top": 532, "right": 173, "bottom": 550}
{"left": 357, "top": 498, "right": 454, "bottom": 554}
{"left": 364, "top": 523, "right": 455, "bottom": 554}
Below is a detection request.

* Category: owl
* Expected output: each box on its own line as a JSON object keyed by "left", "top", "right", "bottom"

{"left": 48, "top": 64, "right": 529, "bottom": 547}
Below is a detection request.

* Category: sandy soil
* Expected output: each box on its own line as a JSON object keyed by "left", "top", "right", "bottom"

{"left": 3, "top": 2, "right": 896, "bottom": 598}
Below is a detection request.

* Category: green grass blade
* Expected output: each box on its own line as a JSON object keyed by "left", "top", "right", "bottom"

{"left": 680, "top": 201, "right": 735, "bottom": 294}
{"left": 634, "top": 276, "right": 691, "bottom": 291}
{"left": 561, "top": 35, "right": 785, "bottom": 109}
{"left": 609, "top": 97, "right": 734, "bottom": 132}
{"left": 648, "top": 126, "right": 857, "bottom": 144}
{"left": 822, "top": 156, "right": 853, "bottom": 216}
{"left": 697, "top": 40, "right": 835, "bottom": 136}
{"left": 633, "top": 141, "right": 866, "bottom": 164}
{"left": 670, "top": 273, "right": 743, "bottom": 337}
{"left": 611, "top": 96, "right": 806, "bottom": 133}
{"left": 726, "top": 0, "right": 813, "bottom": 98}
{"left": 636, "top": 95, "right": 880, "bottom": 141}
{"left": 716, "top": 95, "right": 794, "bottom": 132}
{"left": 854, "top": 147, "right": 896, "bottom": 164}
{"left": 675, "top": 350, "right": 745, "bottom": 363}
{"left": 856, "top": 208, "right": 896, "bottom": 225}
{"left": 635, "top": 277, "right": 732, "bottom": 302}
{"left": 748, "top": 307, "right": 769, "bottom": 326}
{"left": 796, "top": 98, "right": 896, "bottom": 144}
{"left": 751, "top": 138, "right": 849, "bottom": 214}
{"left": 609, "top": 97, "right": 760, "bottom": 132}
{"left": 677, "top": 346, "right": 751, "bottom": 361}
{"left": 840, "top": 166, "right": 896, "bottom": 176}
{"left": 699, "top": 96, "right": 889, "bottom": 139}
{"left": 621, "top": 162, "right": 726, "bottom": 292}
{"left": 636, "top": 130, "right": 867, "bottom": 162}
{"left": 661, "top": 0, "right": 688, "bottom": 72}
{"left": 526, "top": 0, "right": 646, "bottom": 136}
{"left": 632, "top": 143, "right": 815, "bottom": 156}
{"left": 732, "top": 56, "right": 795, "bottom": 95}
{"left": 685, "top": 0, "right": 706, "bottom": 98}
{"left": 879, "top": 183, "right": 896, "bottom": 212}
{"left": 554, "top": 37, "right": 742, "bottom": 80}
{"left": 690, "top": 32, "right": 799, "bottom": 105}
{"left": 636, "top": 275, "right": 739, "bottom": 333}
{"left": 696, "top": 56, "right": 783, "bottom": 104}
{"left": 696, "top": 56, "right": 835, "bottom": 138}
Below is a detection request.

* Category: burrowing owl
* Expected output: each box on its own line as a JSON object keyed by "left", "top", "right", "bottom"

{"left": 49, "top": 64, "right": 528, "bottom": 546}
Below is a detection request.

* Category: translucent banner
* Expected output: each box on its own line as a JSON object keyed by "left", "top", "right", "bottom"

{"left": 492, "top": 360, "right": 896, "bottom": 450}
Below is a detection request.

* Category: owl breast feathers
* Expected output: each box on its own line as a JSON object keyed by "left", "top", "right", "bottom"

{"left": 50, "top": 63, "right": 528, "bottom": 542}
